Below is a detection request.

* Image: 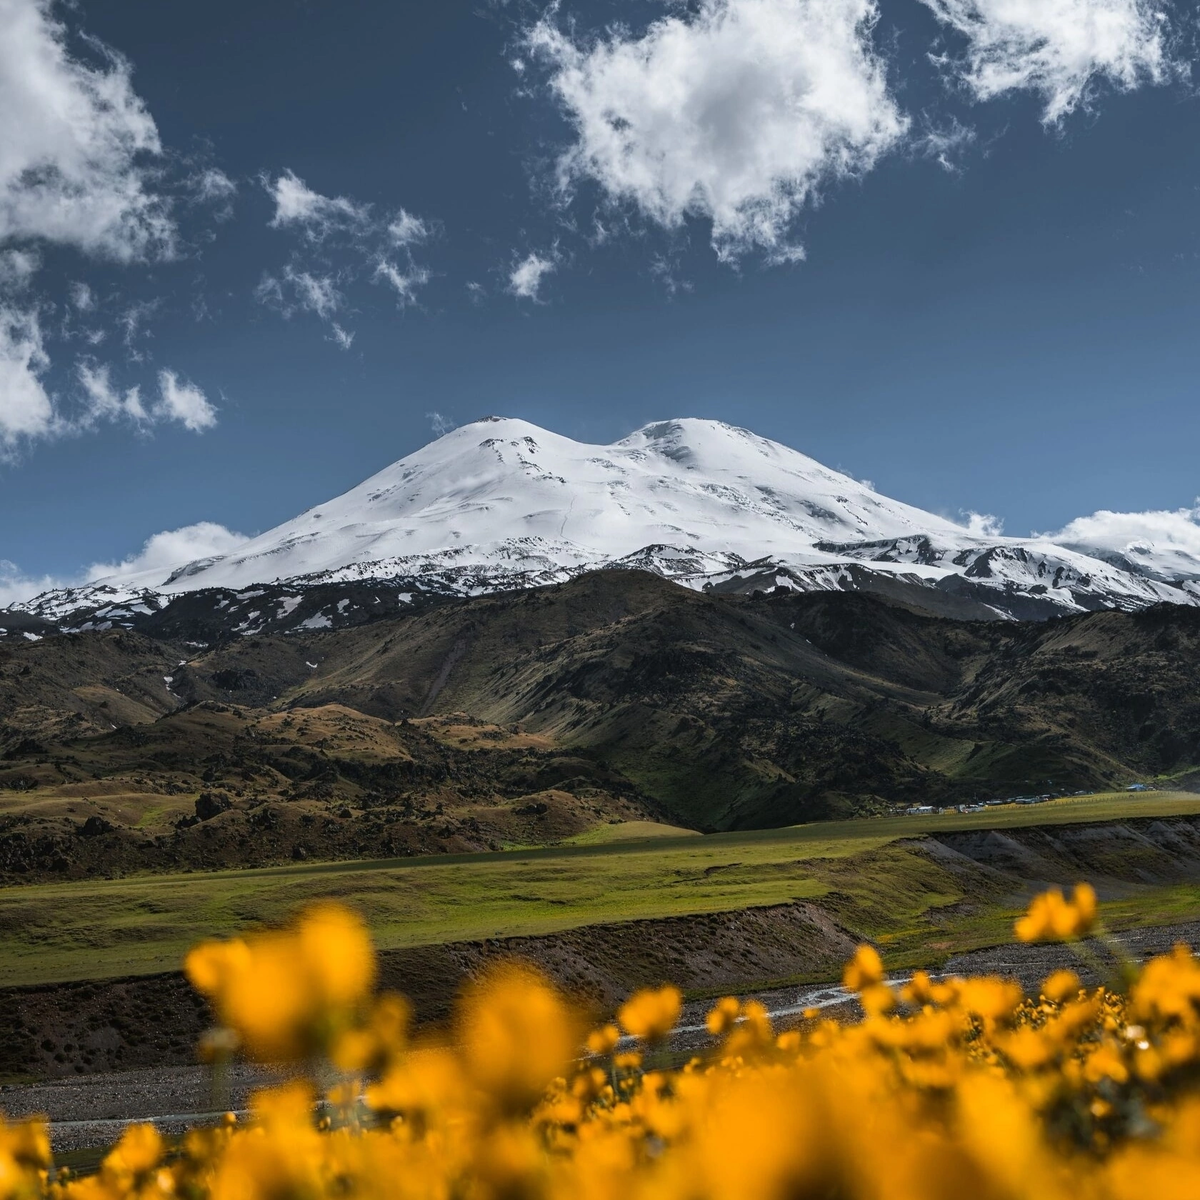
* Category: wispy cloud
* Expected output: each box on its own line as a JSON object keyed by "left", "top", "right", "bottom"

{"left": 427, "top": 411, "right": 456, "bottom": 436}
{"left": 259, "top": 169, "right": 436, "bottom": 343}
{"left": 920, "top": 0, "right": 1181, "bottom": 124}
{"left": 265, "top": 169, "right": 371, "bottom": 239}
{"left": 373, "top": 259, "right": 431, "bottom": 307}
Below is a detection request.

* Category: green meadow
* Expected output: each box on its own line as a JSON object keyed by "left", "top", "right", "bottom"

{"left": 1, "top": 791, "right": 1198, "bottom": 988}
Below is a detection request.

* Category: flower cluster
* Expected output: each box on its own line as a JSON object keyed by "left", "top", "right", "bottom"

{"left": 7, "top": 890, "right": 1200, "bottom": 1199}
{"left": 1014, "top": 883, "right": 1099, "bottom": 943}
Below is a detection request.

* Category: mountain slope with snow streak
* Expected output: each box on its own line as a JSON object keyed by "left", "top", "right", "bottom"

{"left": 10, "top": 417, "right": 1200, "bottom": 629}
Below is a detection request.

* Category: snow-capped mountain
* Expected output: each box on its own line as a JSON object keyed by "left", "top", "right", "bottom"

{"left": 9, "top": 417, "right": 1200, "bottom": 633}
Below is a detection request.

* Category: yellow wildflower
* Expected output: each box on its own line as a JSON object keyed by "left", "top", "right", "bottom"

{"left": 617, "top": 985, "right": 682, "bottom": 1044}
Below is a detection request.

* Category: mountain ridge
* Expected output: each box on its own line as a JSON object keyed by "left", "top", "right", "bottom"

{"left": 7, "top": 416, "right": 1200, "bottom": 633}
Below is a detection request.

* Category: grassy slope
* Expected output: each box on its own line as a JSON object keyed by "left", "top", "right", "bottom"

{"left": 2, "top": 791, "right": 1197, "bottom": 988}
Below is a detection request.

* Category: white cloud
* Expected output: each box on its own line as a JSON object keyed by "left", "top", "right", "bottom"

{"left": 69, "top": 280, "right": 94, "bottom": 311}
{"left": 388, "top": 209, "right": 429, "bottom": 247}
{"left": 0, "top": 248, "right": 39, "bottom": 288}
{"left": 920, "top": 0, "right": 1178, "bottom": 123}
{"left": 0, "top": 559, "right": 61, "bottom": 607}
{"left": 328, "top": 322, "right": 355, "bottom": 351}
{"left": 508, "top": 251, "right": 557, "bottom": 300}
{"left": 0, "top": 520, "right": 249, "bottom": 608}
{"left": 284, "top": 267, "right": 341, "bottom": 319}
{"left": 374, "top": 258, "right": 430, "bottom": 306}
{"left": 1049, "top": 503, "right": 1200, "bottom": 579}
{"left": 262, "top": 174, "right": 435, "bottom": 344}
{"left": 528, "top": 0, "right": 908, "bottom": 262}
{"left": 85, "top": 521, "right": 248, "bottom": 584}
{"left": 0, "top": 304, "right": 53, "bottom": 447}
{"left": 960, "top": 510, "right": 1005, "bottom": 537}
{"left": 0, "top": 0, "right": 172, "bottom": 260}
{"left": 77, "top": 361, "right": 147, "bottom": 424}
{"left": 118, "top": 297, "right": 160, "bottom": 359}
{"left": 266, "top": 169, "right": 370, "bottom": 237}
{"left": 913, "top": 116, "right": 977, "bottom": 171}
{"left": 189, "top": 167, "right": 237, "bottom": 221}
{"left": 156, "top": 369, "right": 216, "bottom": 432}
{"left": 2, "top": 333, "right": 216, "bottom": 449}
{"left": 427, "top": 410, "right": 456, "bottom": 436}
{"left": 193, "top": 167, "right": 236, "bottom": 203}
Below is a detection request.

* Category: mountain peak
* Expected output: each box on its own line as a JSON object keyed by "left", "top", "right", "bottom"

{"left": 12, "top": 417, "right": 1200, "bottom": 625}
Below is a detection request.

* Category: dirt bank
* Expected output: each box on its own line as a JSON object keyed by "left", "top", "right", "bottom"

{"left": 0, "top": 900, "right": 858, "bottom": 1083}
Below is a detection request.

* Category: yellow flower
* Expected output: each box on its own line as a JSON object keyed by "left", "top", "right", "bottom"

{"left": 1014, "top": 883, "right": 1098, "bottom": 942}
{"left": 184, "top": 903, "right": 376, "bottom": 1061}
{"left": 458, "top": 964, "right": 580, "bottom": 1113}
{"left": 585, "top": 1024, "right": 621, "bottom": 1057}
{"left": 1040, "top": 969, "right": 1082, "bottom": 1005}
{"left": 705, "top": 997, "right": 741, "bottom": 1038}
{"left": 842, "top": 944, "right": 884, "bottom": 992}
{"left": 617, "top": 985, "right": 682, "bottom": 1044}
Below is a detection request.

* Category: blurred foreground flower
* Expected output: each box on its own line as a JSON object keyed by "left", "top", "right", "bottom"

{"left": 18, "top": 887, "right": 1200, "bottom": 1200}
{"left": 185, "top": 902, "right": 376, "bottom": 1060}
{"left": 1014, "top": 883, "right": 1098, "bottom": 943}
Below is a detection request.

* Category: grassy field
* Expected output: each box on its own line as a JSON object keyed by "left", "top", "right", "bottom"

{"left": 1, "top": 791, "right": 1198, "bottom": 989}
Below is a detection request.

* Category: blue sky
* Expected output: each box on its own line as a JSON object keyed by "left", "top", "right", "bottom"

{"left": 2, "top": 0, "right": 1200, "bottom": 595}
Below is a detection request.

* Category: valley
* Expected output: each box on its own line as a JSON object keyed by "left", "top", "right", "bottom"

{"left": 4, "top": 796, "right": 1200, "bottom": 1083}
{"left": 3, "top": 421, "right": 1200, "bottom": 1100}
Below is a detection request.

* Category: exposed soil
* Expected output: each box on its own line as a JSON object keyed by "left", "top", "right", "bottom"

{"left": 0, "top": 900, "right": 858, "bottom": 1084}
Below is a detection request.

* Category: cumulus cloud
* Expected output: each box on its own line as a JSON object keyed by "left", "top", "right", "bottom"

{"left": 1049, "top": 503, "right": 1200, "bottom": 579}
{"left": 85, "top": 520, "right": 248, "bottom": 584}
{"left": 0, "top": 304, "right": 53, "bottom": 448}
{"left": 1, "top": 331, "right": 218, "bottom": 450}
{"left": 0, "top": 520, "right": 249, "bottom": 608}
{"left": 920, "top": 0, "right": 1178, "bottom": 123}
{"left": 155, "top": 369, "right": 216, "bottom": 432}
{"left": 0, "top": 559, "right": 61, "bottom": 607}
{"left": 527, "top": 0, "right": 908, "bottom": 262}
{"left": 960, "top": 510, "right": 1005, "bottom": 537}
{"left": 0, "top": 0, "right": 172, "bottom": 260}
{"left": 508, "top": 251, "right": 557, "bottom": 300}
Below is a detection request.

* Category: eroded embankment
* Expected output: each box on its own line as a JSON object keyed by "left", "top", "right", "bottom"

{"left": 926, "top": 813, "right": 1200, "bottom": 890}
{"left": 0, "top": 902, "right": 858, "bottom": 1082}
{"left": 5, "top": 814, "right": 1200, "bottom": 1083}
